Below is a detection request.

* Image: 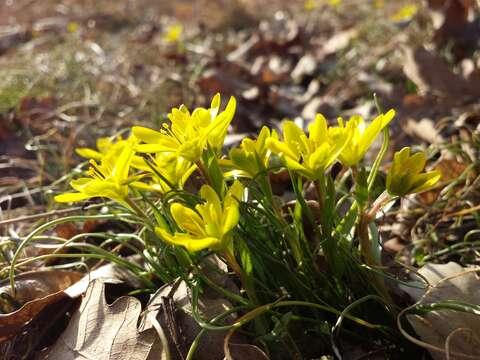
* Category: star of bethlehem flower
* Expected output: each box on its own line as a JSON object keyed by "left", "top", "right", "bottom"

{"left": 330, "top": 110, "right": 395, "bottom": 167}
{"left": 386, "top": 147, "right": 441, "bottom": 197}
{"left": 226, "top": 126, "right": 278, "bottom": 178}
{"left": 55, "top": 137, "right": 137, "bottom": 209}
{"left": 266, "top": 114, "right": 351, "bottom": 180}
{"left": 131, "top": 152, "right": 196, "bottom": 193}
{"left": 132, "top": 93, "right": 236, "bottom": 162}
{"left": 155, "top": 181, "right": 244, "bottom": 252}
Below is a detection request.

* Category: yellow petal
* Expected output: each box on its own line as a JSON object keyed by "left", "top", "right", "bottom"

{"left": 308, "top": 114, "right": 328, "bottom": 146}
{"left": 222, "top": 205, "right": 240, "bottom": 234}
{"left": 283, "top": 121, "right": 305, "bottom": 156}
{"left": 410, "top": 171, "right": 441, "bottom": 194}
{"left": 136, "top": 144, "right": 173, "bottom": 153}
{"left": 283, "top": 156, "right": 308, "bottom": 173}
{"left": 210, "top": 93, "right": 221, "bottom": 118}
{"left": 75, "top": 148, "right": 103, "bottom": 160}
{"left": 111, "top": 144, "right": 134, "bottom": 184}
{"left": 170, "top": 203, "right": 206, "bottom": 236}
{"left": 402, "top": 151, "right": 426, "bottom": 175}
{"left": 132, "top": 126, "right": 162, "bottom": 144}
{"left": 224, "top": 181, "right": 244, "bottom": 208}
{"left": 176, "top": 234, "right": 219, "bottom": 252}
{"left": 70, "top": 178, "right": 93, "bottom": 192}
{"left": 54, "top": 192, "right": 92, "bottom": 203}
{"left": 267, "top": 137, "right": 299, "bottom": 160}
{"left": 200, "top": 185, "right": 222, "bottom": 215}
{"left": 155, "top": 228, "right": 217, "bottom": 252}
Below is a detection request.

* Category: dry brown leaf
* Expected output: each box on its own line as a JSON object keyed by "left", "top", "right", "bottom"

{"left": 403, "top": 46, "right": 480, "bottom": 101}
{"left": 403, "top": 118, "right": 443, "bottom": 144}
{"left": 0, "top": 270, "right": 82, "bottom": 309}
{"left": 140, "top": 256, "right": 267, "bottom": 360}
{"left": 37, "top": 280, "right": 159, "bottom": 360}
{"left": 402, "top": 262, "right": 480, "bottom": 360}
{"left": 0, "top": 271, "right": 82, "bottom": 358}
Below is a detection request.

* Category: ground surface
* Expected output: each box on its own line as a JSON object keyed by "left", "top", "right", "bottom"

{"left": 1, "top": 0, "right": 480, "bottom": 359}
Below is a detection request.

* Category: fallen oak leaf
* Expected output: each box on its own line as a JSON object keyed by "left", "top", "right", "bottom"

{"left": 140, "top": 255, "right": 267, "bottom": 360}
{"left": 402, "top": 46, "right": 480, "bottom": 101}
{"left": 37, "top": 279, "right": 160, "bottom": 360}
{"left": 400, "top": 262, "right": 480, "bottom": 360}
{"left": 0, "top": 270, "right": 82, "bottom": 312}
{"left": 0, "top": 271, "right": 83, "bottom": 358}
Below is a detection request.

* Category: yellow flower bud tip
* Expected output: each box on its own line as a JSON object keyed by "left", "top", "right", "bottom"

{"left": 386, "top": 147, "right": 441, "bottom": 197}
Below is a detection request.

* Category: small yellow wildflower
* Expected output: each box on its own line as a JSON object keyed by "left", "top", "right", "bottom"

{"left": 227, "top": 126, "right": 278, "bottom": 178}
{"left": 386, "top": 147, "right": 441, "bottom": 196}
{"left": 156, "top": 181, "right": 244, "bottom": 252}
{"left": 328, "top": 0, "right": 341, "bottom": 7}
{"left": 374, "top": 0, "right": 384, "bottom": 9}
{"left": 391, "top": 4, "right": 418, "bottom": 22}
{"left": 133, "top": 94, "right": 236, "bottom": 162}
{"left": 267, "top": 114, "right": 351, "bottom": 180}
{"left": 163, "top": 24, "right": 183, "bottom": 43}
{"left": 330, "top": 110, "right": 395, "bottom": 167}
{"left": 67, "top": 22, "right": 79, "bottom": 33}
{"left": 304, "top": 0, "right": 317, "bottom": 11}
{"left": 55, "top": 138, "right": 137, "bottom": 208}
{"left": 131, "top": 152, "right": 196, "bottom": 193}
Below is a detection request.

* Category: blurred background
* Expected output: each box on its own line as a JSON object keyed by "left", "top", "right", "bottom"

{"left": 1, "top": 0, "right": 479, "bottom": 224}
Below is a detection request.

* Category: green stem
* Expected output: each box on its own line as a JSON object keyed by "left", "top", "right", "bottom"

{"left": 222, "top": 249, "right": 260, "bottom": 306}
{"left": 357, "top": 210, "right": 391, "bottom": 302}
{"left": 9, "top": 213, "right": 133, "bottom": 296}
{"left": 124, "top": 197, "right": 148, "bottom": 219}
{"left": 314, "top": 175, "right": 336, "bottom": 271}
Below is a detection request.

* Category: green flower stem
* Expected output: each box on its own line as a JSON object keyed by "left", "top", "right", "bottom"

{"left": 222, "top": 249, "right": 259, "bottom": 306}
{"left": 358, "top": 209, "right": 391, "bottom": 302}
{"left": 124, "top": 197, "right": 149, "bottom": 220}
{"left": 223, "top": 298, "right": 385, "bottom": 357}
{"left": 186, "top": 306, "right": 248, "bottom": 360}
{"left": 358, "top": 213, "right": 375, "bottom": 267}
{"left": 314, "top": 174, "right": 336, "bottom": 271}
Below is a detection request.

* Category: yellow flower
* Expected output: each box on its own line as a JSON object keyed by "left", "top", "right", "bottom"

{"left": 132, "top": 94, "right": 236, "bottom": 162}
{"left": 131, "top": 152, "right": 196, "bottom": 193}
{"left": 55, "top": 138, "right": 137, "bottom": 208}
{"left": 374, "top": 0, "right": 384, "bottom": 9}
{"left": 266, "top": 114, "right": 350, "bottom": 180}
{"left": 328, "top": 0, "right": 341, "bottom": 7}
{"left": 75, "top": 136, "right": 128, "bottom": 160}
{"left": 155, "top": 181, "right": 244, "bottom": 252}
{"left": 163, "top": 24, "right": 183, "bottom": 43}
{"left": 304, "top": 0, "right": 316, "bottom": 11}
{"left": 391, "top": 4, "right": 418, "bottom": 22}
{"left": 386, "top": 147, "right": 441, "bottom": 197}
{"left": 227, "top": 126, "right": 278, "bottom": 178}
{"left": 331, "top": 110, "right": 395, "bottom": 167}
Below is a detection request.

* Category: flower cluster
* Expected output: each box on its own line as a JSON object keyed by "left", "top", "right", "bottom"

{"left": 56, "top": 93, "right": 440, "bottom": 254}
